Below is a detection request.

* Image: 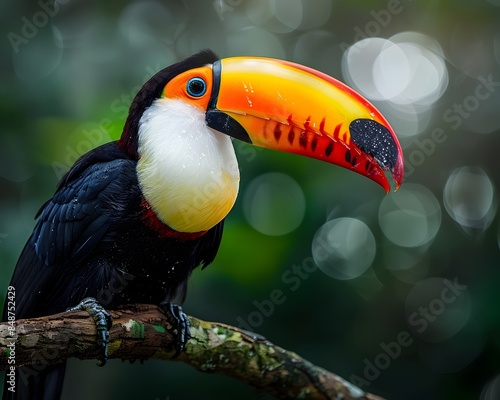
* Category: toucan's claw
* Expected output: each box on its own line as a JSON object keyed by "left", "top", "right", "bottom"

{"left": 66, "top": 297, "right": 112, "bottom": 366}
{"left": 159, "top": 302, "right": 191, "bottom": 358}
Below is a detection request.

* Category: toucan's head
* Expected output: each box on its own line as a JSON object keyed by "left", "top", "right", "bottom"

{"left": 118, "top": 50, "right": 403, "bottom": 234}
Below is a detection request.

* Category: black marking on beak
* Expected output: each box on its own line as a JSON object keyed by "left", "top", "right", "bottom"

{"left": 349, "top": 119, "right": 398, "bottom": 170}
{"left": 206, "top": 60, "right": 252, "bottom": 144}
{"left": 208, "top": 60, "right": 221, "bottom": 110}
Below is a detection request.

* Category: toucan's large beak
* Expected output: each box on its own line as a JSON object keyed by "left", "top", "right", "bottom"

{"left": 206, "top": 57, "right": 403, "bottom": 192}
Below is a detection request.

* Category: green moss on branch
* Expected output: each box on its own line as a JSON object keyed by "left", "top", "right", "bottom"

{"left": 0, "top": 304, "right": 385, "bottom": 400}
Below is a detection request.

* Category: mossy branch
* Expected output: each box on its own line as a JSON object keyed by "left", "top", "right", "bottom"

{"left": 0, "top": 304, "right": 385, "bottom": 400}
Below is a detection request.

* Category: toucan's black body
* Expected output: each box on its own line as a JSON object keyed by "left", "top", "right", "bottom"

{"left": 2, "top": 51, "right": 223, "bottom": 400}
{"left": 3, "top": 143, "right": 224, "bottom": 399}
{"left": 9, "top": 142, "right": 223, "bottom": 316}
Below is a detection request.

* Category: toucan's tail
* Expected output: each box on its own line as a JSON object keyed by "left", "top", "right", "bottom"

{"left": 3, "top": 363, "right": 66, "bottom": 400}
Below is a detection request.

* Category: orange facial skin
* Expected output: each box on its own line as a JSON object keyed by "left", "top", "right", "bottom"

{"left": 162, "top": 65, "right": 213, "bottom": 111}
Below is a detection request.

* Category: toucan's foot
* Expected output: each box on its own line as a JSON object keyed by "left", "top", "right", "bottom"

{"left": 159, "top": 302, "right": 191, "bottom": 358}
{"left": 66, "top": 297, "right": 112, "bottom": 366}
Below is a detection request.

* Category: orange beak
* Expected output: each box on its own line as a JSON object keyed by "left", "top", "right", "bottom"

{"left": 205, "top": 57, "right": 404, "bottom": 192}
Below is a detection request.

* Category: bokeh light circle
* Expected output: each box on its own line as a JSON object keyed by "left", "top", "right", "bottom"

{"left": 244, "top": 0, "right": 331, "bottom": 33}
{"left": 405, "top": 277, "right": 471, "bottom": 343}
{"left": 481, "top": 375, "right": 500, "bottom": 400}
{"left": 372, "top": 41, "right": 411, "bottom": 100}
{"left": 443, "top": 166, "right": 496, "bottom": 230}
{"left": 379, "top": 184, "right": 442, "bottom": 248}
{"left": 312, "top": 218, "right": 376, "bottom": 280}
{"left": 12, "top": 26, "right": 63, "bottom": 82}
{"left": 342, "top": 33, "right": 448, "bottom": 107}
{"left": 418, "top": 331, "right": 483, "bottom": 373}
{"left": 226, "top": 27, "right": 285, "bottom": 59}
{"left": 292, "top": 30, "right": 340, "bottom": 74}
{"left": 119, "top": 1, "right": 173, "bottom": 47}
{"left": 342, "top": 37, "right": 389, "bottom": 101}
{"left": 295, "top": 0, "right": 331, "bottom": 30}
{"left": 245, "top": 0, "right": 303, "bottom": 33}
{"left": 383, "top": 247, "right": 430, "bottom": 284}
{"left": 376, "top": 103, "right": 433, "bottom": 140}
{"left": 243, "top": 172, "right": 305, "bottom": 236}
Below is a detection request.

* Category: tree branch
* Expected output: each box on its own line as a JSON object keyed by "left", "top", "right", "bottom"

{"left": 0, "top": 304, "right": 384, "bottom": 400}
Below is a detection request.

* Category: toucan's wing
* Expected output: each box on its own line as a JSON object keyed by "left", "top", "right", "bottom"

{"left": 6, "top": 143, "right": 135, "bottom": 318}
{"left": 196, "top": 219, "right": 224, "bottom": 270}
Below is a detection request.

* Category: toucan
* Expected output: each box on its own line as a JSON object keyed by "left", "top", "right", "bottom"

{"left": 2, "top": 50, "right": 403, "bottom": 400}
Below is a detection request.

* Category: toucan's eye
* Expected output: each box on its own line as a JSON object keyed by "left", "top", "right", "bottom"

{"left": 186, "top": 77, "right": 207, "bottom": 97}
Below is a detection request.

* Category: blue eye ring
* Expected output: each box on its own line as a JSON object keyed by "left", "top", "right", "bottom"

{"left": 186, "top": 77, "right": 207, "bottom": 97}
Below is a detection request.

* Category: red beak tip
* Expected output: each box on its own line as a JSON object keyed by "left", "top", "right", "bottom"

{"left": 393, "top": 155, "right": 405, "bottom": 192}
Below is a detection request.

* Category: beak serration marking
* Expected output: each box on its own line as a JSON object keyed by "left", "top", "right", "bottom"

{"left": 345, "top": 150, "right": 351, "bottom": 164}
{"left": 262, "top": 115, "right": 388, "bottom": 186}
{"left": 274, "top": 124, "right": 282, "bottom": 142}
{"left": 299, "top": 131, "right": 308, "bottom": 149}
{"left": 311, "top": 136, "right": 318, "bottom": 153}
{"left": 333, "top": 123, "right": 342, "bottom": 141}
{"left": 288, "top": 126, "right": 295, "bottom": 146}
{"left": 319, "top": 118, "right": 327, "bottom": 135}
{"left": 325, "top": 141, "right": 334, "bottom": 157}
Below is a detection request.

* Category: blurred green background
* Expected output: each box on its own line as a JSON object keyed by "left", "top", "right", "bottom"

{"left": 1, "top": 0, "right": 500, "bottom": 399}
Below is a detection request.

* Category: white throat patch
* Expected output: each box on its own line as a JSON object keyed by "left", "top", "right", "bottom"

{"left": 137, "top": 98, "right": 240, "bottom": 233}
